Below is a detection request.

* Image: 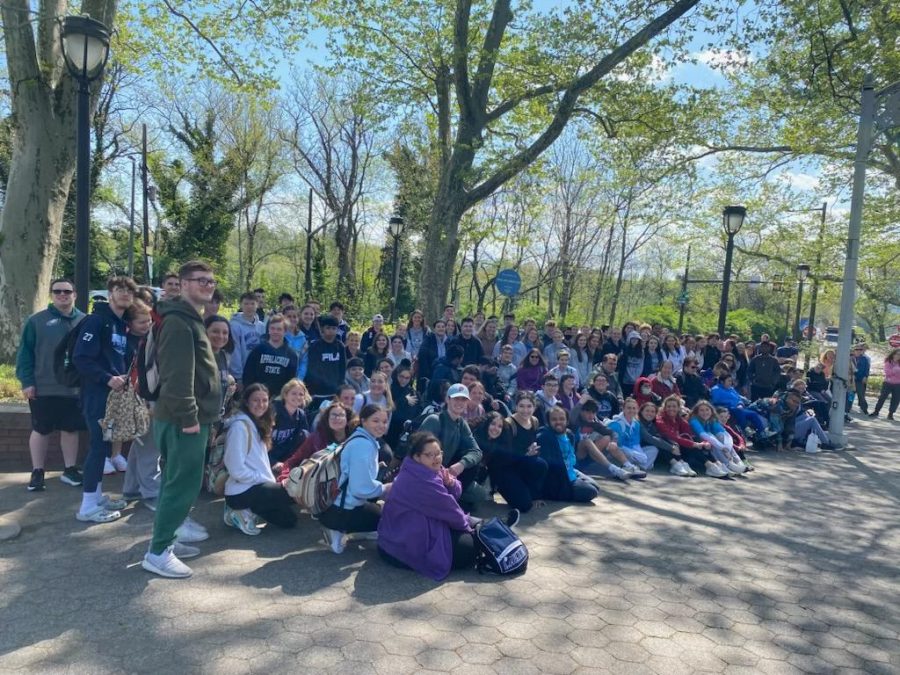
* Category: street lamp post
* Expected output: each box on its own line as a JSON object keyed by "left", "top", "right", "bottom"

{"left": 61, "top": 15, "right": 111, "bottom": 312}
{"left": 388, "top": 215, "right": 404, "bottom": 323}
{"left": 830, "top": 74, "right": 900, "bottom": 445}
{"left": 793, "top": 264, "right": 810, "bottom": 341}
{"left": 717, "top": 206, "right": 746, "bottom": 336}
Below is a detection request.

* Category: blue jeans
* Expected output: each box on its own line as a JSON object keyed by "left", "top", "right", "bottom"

{"left": 730, "top": 407, "right": 767, "bottom": 434}
{"left": 80, "top": 385, "right": 110, "bottom": 494}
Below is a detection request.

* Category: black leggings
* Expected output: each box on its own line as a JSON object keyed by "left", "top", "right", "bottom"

{"left": 490, "top": 456, "right": 548, "bottom": 513}
{"left": 317, "top": 502, "right": 382, "bottom": 533}
{"left": 378, "top": 529, "right": 476, "bottom": 572}
{"left": 874, "top": 383, "right": 900, "bottom": 416}
{"left": 225, "top": 483, "right": 298, "bottom": 528}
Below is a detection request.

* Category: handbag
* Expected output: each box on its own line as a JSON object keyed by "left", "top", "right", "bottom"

{"left": 101, "top": 382, "right": 150, "bottom": 443}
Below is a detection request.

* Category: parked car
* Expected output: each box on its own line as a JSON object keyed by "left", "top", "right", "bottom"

{"left": 824, "top": 326, "right": 859, "bottom": 346}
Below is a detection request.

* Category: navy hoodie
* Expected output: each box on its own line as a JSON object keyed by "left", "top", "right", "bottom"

{"left": 242, "top": 340, "right": 299, "bottom": 395}
{"left": 72, "top": 302, "right": 128, "bottom": 389}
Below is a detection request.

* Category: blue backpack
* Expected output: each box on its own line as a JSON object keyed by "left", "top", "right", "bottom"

{"left": 474, "top": 517, "right": 528, "bottom": 575}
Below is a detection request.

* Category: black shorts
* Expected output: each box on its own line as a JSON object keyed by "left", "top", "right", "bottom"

{"left": 29, "top": 396, "right": 86, "bottom": 435}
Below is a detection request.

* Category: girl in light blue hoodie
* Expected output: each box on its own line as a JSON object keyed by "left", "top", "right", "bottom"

{"left": 608, "top": 398, "right": 656, "bottom": 471}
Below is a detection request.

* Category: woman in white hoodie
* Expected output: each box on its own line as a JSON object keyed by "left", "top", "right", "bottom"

{"left": 223, "top": 384, "right": 298, "bottom": 535}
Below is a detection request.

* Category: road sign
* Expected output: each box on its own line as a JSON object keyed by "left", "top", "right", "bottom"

{"left": 495, "top": 269, "right": 522, "bottom": 297}
{"left": 889, "top": 333, "right": 900, "bottom": 348}
{"left": 676, "top": 291, "right": 690, "bottom": 305}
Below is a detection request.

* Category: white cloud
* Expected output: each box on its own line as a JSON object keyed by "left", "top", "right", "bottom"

{"left": 613, "top": 54, "right": 673, "bottom": 84}
{"left": 782, "top": 172, "right": 820, "bottom": 191}
{"left": 693, "top": 49, "right": 754, "bottom": 75}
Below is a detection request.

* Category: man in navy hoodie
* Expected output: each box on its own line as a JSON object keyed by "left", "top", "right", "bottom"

{"left": 241, "top": 314, "right": 298, "bottom": 395}
{"left": 72, "top": 276, "right": 136, "bottom": 523}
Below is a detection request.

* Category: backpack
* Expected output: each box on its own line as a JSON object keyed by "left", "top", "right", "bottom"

{"left": 474, "top": 517, "right": 529, "bottom": 575}
{"left": 136, "top": 322, "right": 161, "bottom": 401}
{"left": 284, "top": 441, "right": 348, "bottom": 515}
{"left": 205, "top": 418, "right": 252, "bottom": 496}
{"left": 397, "top": 404, "right": 443, "bottom": 457}
{"left": 53, "top": 316, "right": 87, "bottom": 388}
{"left": 100, "top": 381, "right": 150, "bottom": 443}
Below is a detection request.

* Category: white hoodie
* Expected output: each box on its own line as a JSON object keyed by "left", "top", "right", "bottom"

{"left": 223, "top": 412, "right": 276, "bottom": 496}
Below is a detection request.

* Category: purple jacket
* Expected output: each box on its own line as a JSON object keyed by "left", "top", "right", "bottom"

{"left": 377, "top": 457, "right": 472, "bottom": 581}
{"left": 515, "top": 364, "right": 546, "bottom": 392}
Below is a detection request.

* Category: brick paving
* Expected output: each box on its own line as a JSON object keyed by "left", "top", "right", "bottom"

{"left": 1, "top": 414, "right": 898, "bottom": 674}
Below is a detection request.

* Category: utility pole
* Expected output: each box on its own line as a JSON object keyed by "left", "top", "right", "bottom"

{"left": 141, "top": 124, "right": 151, "bottom": 283}
{"left": 128, "top": 158, "right": 135, "bottom": 277}
{"left": 304, "top": 188, "right": 313, "bottom": 298}
{"left": 804, "top": 202, "right": 827, "bottom": 369}
{"left": 677, "top": 245, "right": 691, "bottom": 334}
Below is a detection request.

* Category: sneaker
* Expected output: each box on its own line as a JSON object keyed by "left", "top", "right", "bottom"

{"left": 505, "top": 509, "right": 521, "bottom": 529}
{"left": 727, "top": 461, "right": 747, "bottom": 475}
{"left": 142, "top": 546, "right": 193, "bottom": 578}
{"left": 143, "top": 498, "right": 159, "bottom": 512}
{"left": 670, "top": 461, "right": 690, "bottom": 477}
{"left": 175, "top": 519, "right": 210, "bottom": 543}
{"left": 223, "top": 505, "right": 234, "bottom": 526}
{"left": 97, "top": 495, "right": 128, "bottom": 510}
{"left": 321, "top": 526, "right": 345, "bottom": 554}
{"left": 609, "top": 465, "right": 630, "bottom": 481}
{"left": 226, "top": 508, "right": 260, "bottom": 536}
{"left": 110, "top": 455, "right": 128, "bottom": 472}
{"left": 103, "top": 458, "right": 116, "bottom": 475}
{"left": 705, "top": 463, "right": 728, "bottom": 478}
{"left": 172, "top": 541, "right": 201, "bottom": 559}
{"left": 183, "top": 515, "right": 209, "bottom": 536}
{"left": 680, "top": 460, "right": 698, "bottom": 477}
{"left": 60, "top": 466, "right": 83, "bottom": 487}
{"left": 888, "top": 414, "right": 895, "bottom": 421}
{"left": 622, "top": 463, "right": 647, "bottom": 480}
{"left": 27, "top": 469, "right": 46, "bottom": 492}
{"left": 868, "top": 412, "right": 878, "bottom": 418}
{"left": 76, "top": 506, "right": 121, "bottom": 523}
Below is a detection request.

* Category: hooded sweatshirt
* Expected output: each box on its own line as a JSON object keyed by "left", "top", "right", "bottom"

{"left": 608, "top": 412, "right": 642, "bottom": 451}
{"left": 377, "top": 457, "right": 472, "bottom": 581}
{"left": 633, "top": 376, "right": 661, "bottom": 407}
{"left": 17, "top": 303, "right": 85, "bottom": 397}
{"left": 242, "top": 340, "right": 298, "bottom": 396}
{"left": 284, "top": 331, "right": 309, "bottom": 379}
{"left": 618, "top": 331, "right": 646, "bottom": 387}
{"left": 229, "top": 313, "right": 267, "bottom": 381}
{"left": 305, "top": 337, "right": 346, "bottom": 397}
{"left": 223, "top": 412, "right": 276, "bottom": 496}
{"left": 72, "top": 301, "right": 128, "bottom": 389}
{"left": 154, "top": 298, "right": 222, "bottom": 429}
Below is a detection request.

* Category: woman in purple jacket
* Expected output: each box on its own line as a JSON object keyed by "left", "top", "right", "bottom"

{"left": 377, "top": 432, "right": 476, "bottom": 580}
{"left": 515, "top": 348, "right": 547, "bottom": 392}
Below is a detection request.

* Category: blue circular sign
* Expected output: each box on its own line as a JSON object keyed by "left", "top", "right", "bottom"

{"left": 495, "top": 269, "right": 522, "bottom": 297}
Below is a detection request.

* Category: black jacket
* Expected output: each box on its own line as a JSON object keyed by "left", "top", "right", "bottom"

{"left": 306, "top": 338, "right": 346, "bottom": 396}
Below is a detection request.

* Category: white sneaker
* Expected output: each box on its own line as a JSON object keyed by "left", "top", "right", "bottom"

{"left": 321, "top": 527, "right": 345, "bottom": 554}
{"left": 609, "top": 465, "right": 629, "bottom": 481}
{"left": 622, "top": 463, "right": 647, "bottom": 479}
{"left": 706, "top": 463, "right": 728, "bottom": 478}
{"left": 110, "top": 455, "right": 128, "bottom": 472}
{"left": 223, "top": 505, "right": 234, "bottom": 526}
{"left": 103, "top": 458, "right": 116, "bottom": 475}
{"left": 182, "top": 515, "right": 209, "bottom": 536}
{"left": 679, "top": 461, "right": 697, "bottom": 477}
{"left": 142, "top": 546, "right": 193, "bottom": 578}
{"left": 175, "top": 519, "right": 209, "bottom": 544}
{"left": 670, "top": 461, "right": 690, "bottom": 477}
{"left": 226, "top": 508, "right": 260, "bottom": 536}
{"left": 727, "top": 461, "right": 747, "bottom": 475}
{"left": 172, "top": 541, "right": 201, "bottom": 559}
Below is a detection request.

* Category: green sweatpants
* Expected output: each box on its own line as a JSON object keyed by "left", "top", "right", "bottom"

{"left": 150, "top": 419, "right": 210, "bottom": 555}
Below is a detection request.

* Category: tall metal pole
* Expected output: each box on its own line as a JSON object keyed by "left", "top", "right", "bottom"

{"left": 128, "top": 158, "right": 136, "bottom": 277}
{"left": 793, "top": 277, "right": 805, "bottom": 342}
{"left": 141, "top": 124, "right": 151, "bottom": 283}
{"left": 389, "top": 234, "right": 401, "bottom": 323}
{"left": 304, "top": 188, "right": 313, "bottom": 298}
{"left": 717, "top": 232, "right": 735, "bottom": 336}
{"left": 830, "top": 75, "right": 875, "bottom": 446}
{"left": 783, "top": 295, "right": 792, "bottom": 342}
{"left": 804, "top": 202, "right": 827, "bottom": 369}
{"left": 677, "top": 245, "right": 691, "bottom": 334}
{"left": 74, "top": 78, "right": 91, "bottom": 313}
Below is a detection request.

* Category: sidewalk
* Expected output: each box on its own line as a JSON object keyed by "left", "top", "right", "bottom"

{"left": 1, "top": 415, "right": 898, "bottom": 674}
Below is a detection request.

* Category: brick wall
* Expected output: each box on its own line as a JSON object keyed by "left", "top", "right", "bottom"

{"left": 0, "top": 405, "right": 87, "bottom": 472}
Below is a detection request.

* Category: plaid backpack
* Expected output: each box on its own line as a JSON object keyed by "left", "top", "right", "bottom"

{"left": 284, "top": 441, "right": 348, "bottom": 516}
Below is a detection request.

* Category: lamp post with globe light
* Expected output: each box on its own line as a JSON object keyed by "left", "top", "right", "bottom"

{"left": 717, "top": 206, "right": 746, "bottom": 336}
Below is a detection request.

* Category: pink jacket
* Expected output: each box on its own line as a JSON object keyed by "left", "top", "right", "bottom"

{"left": 884, "top": 360, "right": 900, "bottom": 385}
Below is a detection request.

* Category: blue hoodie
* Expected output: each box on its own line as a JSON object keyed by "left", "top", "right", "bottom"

{"left": 72, "top": 302, "right": 128, "bottom": 389}
{"left": 608, "top": 412, "right": 641, "bottom": 451}
{"left": 284, "top": 331, "right": 308, "bottom": 379}
{"left": 710, "top": 384, "right": 745, "bottom": 409}
{"left": 337, "top": 427, "right": 385, "bottom": 509}
{"left": 230, "top": 312, "right": 267, "bottom": 381}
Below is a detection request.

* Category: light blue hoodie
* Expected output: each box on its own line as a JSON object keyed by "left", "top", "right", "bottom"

{"left": 230, "top": 312, "right": 267, "bottom": 381}
{"left": 337, "top": 427, "right": 385, "bottom": 509}
{"left": 284, "top": 331, "right": 309, "bottom": 379}
{"left": 608, "top": 412, "right": 642, "bottom": 451}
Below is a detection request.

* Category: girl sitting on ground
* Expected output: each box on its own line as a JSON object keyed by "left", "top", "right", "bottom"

{"left": 277, "top": 401, "right": 353, "bottom": 482}
{"left": 318, "top": 404, "right": 392, "bottom": 554}
{"left": 377, "top": 433, "right": 484, "bottom": 580}
{"left": 568, "top": 396, "right": 644, "bottom": 481}
{"left": 655, "top": 395, "right": 719, "bottom": 478}
{"left": 650, "top": 360, "right": 680, "bottom": 400}
{"left": 716, "top": 407, "right": 755, "bottom": 471}
{"left": 608, "top": 398, "right": 657, "bottom": 471}
{"left": 710, "top": 373, "right": 770, "bottom": 438}
{"left": 637, "top": 401, "right": 695, "bottom": 477}
{"left": 688, "top": 400, "right": 749, "bottom": 477}
{"left": 223, "top": 384, "right": 298, "bottom": 535}
{"left": 269, "top": 379, "right": 310, "bottom": 469}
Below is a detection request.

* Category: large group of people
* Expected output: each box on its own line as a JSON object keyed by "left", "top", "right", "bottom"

{"left": 15, "top": 265, "right": 897, "bottom": 581}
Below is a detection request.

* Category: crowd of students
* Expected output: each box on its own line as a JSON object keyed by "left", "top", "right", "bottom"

{"left": 15, "top": 268, "right": 898, "bottom": 581}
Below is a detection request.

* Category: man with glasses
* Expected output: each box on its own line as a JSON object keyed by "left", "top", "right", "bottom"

{"left": 143, "top": 261, "right": 222, "bottom": 578}
{"left": 16, "top": 278, "right": 86, "bottom": 492}
{"left": 675, "top": 357, "right": 710, "bottom": 408}
{"left": 72, "top": 275, "right": 137, "bottom": 523}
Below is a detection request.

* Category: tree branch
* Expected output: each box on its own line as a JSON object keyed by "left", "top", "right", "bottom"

{"left": 471, "top": 0, "right": 513, "bottom": 117}
{"left": 161, "top": 0, "right": 245, "bottom": 85}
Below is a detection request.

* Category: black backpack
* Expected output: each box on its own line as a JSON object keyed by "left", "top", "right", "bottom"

{"left": 53, "top": 316, "right": 87, "bottom": 388}
{"left": 474, "top": 517, "right": 528, "bottom": 575}
{"left": 397, "top": 404, "right": 443, "bottom": 457}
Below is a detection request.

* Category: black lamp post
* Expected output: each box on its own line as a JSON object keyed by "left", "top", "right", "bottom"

{"left": 61, "top": 15, "right": 111, "bottom": 312}
{"left": 388, "top": 215, "right": 404, "bottom": 323}
{"left": 793, "top": 263, "right": 810, "bottom": 341}
{"left": 717, "top": 206, "right": 746, "bottom": 336}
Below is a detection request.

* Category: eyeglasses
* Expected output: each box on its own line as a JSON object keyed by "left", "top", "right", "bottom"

{"left": 51, "top": 289, "right": 74, "bottom": 295}
{"left": 421, "top": 450, "right": 443, "bottom": 459}
{"left": 185, "top": 277, "right": 217, "bottom": 287}
{"left": 329, "top": 412, "right": 347, "bottom": 419}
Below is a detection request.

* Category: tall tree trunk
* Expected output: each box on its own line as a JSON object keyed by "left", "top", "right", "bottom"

{"left": 417, "top": 189, "right": 465, "bottom": 321}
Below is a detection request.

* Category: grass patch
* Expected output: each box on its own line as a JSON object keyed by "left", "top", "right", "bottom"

{"left": 0, "top": 363, "right": 24, "bottom": 402}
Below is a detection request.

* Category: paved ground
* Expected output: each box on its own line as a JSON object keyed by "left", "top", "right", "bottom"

{"left": 1, "top": 413, "right": 898, "bottom": 675}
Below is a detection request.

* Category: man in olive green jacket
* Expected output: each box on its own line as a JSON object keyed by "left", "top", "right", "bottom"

{"left": 143, "top": 261, "right": 221, "bottom": 579}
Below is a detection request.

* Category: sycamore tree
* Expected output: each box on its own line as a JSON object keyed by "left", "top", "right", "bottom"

{"left": 0, "top": 0, "right": 306, "bottom": 361}
{"left": 315, "top": 0, "right": 707, "bottom": 321}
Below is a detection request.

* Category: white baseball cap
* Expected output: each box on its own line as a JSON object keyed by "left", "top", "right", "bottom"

{"left": 447, "top": 383, "right": 471, "bottom": 400}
